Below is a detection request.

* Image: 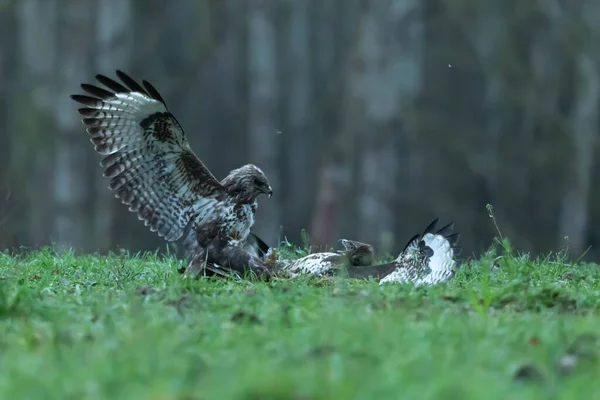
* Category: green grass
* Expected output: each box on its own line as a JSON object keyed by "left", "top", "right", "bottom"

{"left": 0, "top": 241, "right": 599, "bottom": 400}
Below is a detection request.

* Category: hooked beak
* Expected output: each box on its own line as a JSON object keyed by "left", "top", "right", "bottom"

{"left": 337, "top": 239, "right": 351, "bottom": 249}
{"left": 336, "top": 239, "right": 350, "bottom": 255}
{"left": 266, "top": 185, "right": 273, "bottom": 198}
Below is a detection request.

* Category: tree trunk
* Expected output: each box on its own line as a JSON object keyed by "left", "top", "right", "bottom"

{"left": 308, "top": 0, "right": 348, "bottom": 248}
{"left": 346, "top": 0, "right": 424, "bottom": 254}
{"left": 201, "top": 0, "right": 245, "bottom": 175}
{"left": 0, "top": 3, "right": 15, "bottom": 246}
{"left": 93, "top": 0, "right": 133, "bottom": 252}
{"left": 309, "top": 156, "right": 352, "bottom": 249}
{"left": 283, "top": 0, "right": 311, "bottom": 238}
{"left": 247, "top": 1, "right": 281, "bottom": 245}
{"left": 52, "top": 0, "right": 95, "bottom": 251}
{"left": 558, "top": 53, "right": 599, "bottom": 254}
{"left": 15, "top": 0, "right": 60, "bottom": 248}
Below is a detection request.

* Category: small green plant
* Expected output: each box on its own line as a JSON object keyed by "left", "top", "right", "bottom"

{"left": 300, "top": 229, "right": 312, "bottom": 254}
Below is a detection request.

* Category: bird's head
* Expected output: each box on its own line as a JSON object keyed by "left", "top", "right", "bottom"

{"left": 221, "top": 164, "right": 273, "bottom": 203}
{"left": 337, "top": 239, "right": 375, "bottom": 267}
{"left": 338, "top": 239, "right": 373, "bottom": 253}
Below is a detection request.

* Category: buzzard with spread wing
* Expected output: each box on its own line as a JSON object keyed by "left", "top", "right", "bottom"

{"left": 242, "top": 218, "right": 461, "bottom": 286}
{"left": 371, "top": 218, "right": 461, "bottom": 285}
{"left": 71, "top": 71, "right": 273, "bottom": 277}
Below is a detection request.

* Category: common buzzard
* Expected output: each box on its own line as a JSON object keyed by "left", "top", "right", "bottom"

{"left": 71, "top": 71, "right": 273, "bottom": 277}
{"left": 241, "top": 218, "right": 461, "bottom": 286}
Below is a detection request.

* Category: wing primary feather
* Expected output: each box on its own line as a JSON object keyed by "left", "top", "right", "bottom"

{"left": 422, "top": 217, "right": 439, "bottom": 235}
{"left": 72, "top": 70, "right": 232, "bottom": 246}
{"left": 436, "top": 222, "right": 455, "bottom": 237}
{"left": 380, "top": 218, "right": 462, "bottom": 286}
{"left": 96, "top": 74, "right": 130, "bottom": 93}
{"left": 401, "top": 233, "right": 421, "bottom": 253}
{"left": 70, "top": 94, "right": 102, "bottom": 107}
{"left": 80, "top": 83, "right": 115, "bottom": 100}
{"left": 77, "top": 107, "right": 100, "bottom": 117}
{"left": 81, "top": 117, "right": 103, "bottom": 127}
{"left": 115, "top": 70, "right": 149, "bottom": 95}
{"left": 142, "top": 80, "right": 167, "bottom": 105}
{"left": 446, "top": 232, "right": 461, "bottom": 246}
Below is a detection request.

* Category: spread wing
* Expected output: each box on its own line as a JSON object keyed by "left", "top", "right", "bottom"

{"left": 380, "top": 218, "right": 461, "bottom": 285}
{"left": 71, "top": 70, "right": 227, "bottom": 242}
{"left": 414, "top": 220, "right": 461, "bottom": 285}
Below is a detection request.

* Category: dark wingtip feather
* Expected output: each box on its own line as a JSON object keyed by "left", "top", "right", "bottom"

{"left": 86, "top": 127, "right": 103, "bottom": 138}
{"left": 453, "top": 246, "right": 463, "bottom": 257}
{"left": 436, "top": 222, "right": 455, "bottom": 237}
{"left": 82, "top": 117, "right": 102, "bottom": 127}
{"left": 142, "top": 79, "right": 166, "bottom": 105}
{"left": 422, "top": 217, "right": 440, "bottom": 235}
{"left": 77, "top": 107, "right": 99, "bottom": 117}
{"left": 71, "top": 94, "right": 101, "bottom": 107}
{"left": 81, "top": 83, "right": 115, "bottom": 100}
{"left": 115, "top": 70, "right": 149, "bottom": 96}
{"left": 401, "top": 233, "right": 421, "bottom": 253}
{"left": 96, "top": 73, "right": 129, "bottom": 93}
{"left": 446, "top": 232, "right": 460, "bottom": 247}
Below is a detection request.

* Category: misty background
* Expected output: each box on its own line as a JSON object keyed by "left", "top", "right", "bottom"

{"left": 0, "top": 0, "right": 599, "bottom": 262}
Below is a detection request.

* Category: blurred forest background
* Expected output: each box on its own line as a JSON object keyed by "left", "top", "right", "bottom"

{"left": 1, "top": 0, "right": 600, "bottom": 262}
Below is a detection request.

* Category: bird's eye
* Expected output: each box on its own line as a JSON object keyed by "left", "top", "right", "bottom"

{"left": 254, "top": 178, "right": 261, "bottom": 185}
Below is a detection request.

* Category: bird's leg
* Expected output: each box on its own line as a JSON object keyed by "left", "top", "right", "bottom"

{"left": 183, "top": 247, "right": 236, "bottom": 279}
{"left": 182, "top": 248, "right": 210, "bottom": 279}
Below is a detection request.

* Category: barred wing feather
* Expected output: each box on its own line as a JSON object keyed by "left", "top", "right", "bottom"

{"left": 380, "top": 218, "right": 461, "bottom": 286}
{"left": 71, "top": 70, "right": 226, "bottom": 242}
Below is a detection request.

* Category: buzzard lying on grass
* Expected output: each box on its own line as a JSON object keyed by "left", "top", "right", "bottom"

{"left": 183, "top": 236, "right": 375, "bottom": 279}
{"left": 71, "top": 71, "right": 273, "bottom": 277}
{"left": 238, "top": 218, "right": 461, "bottom": 286}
